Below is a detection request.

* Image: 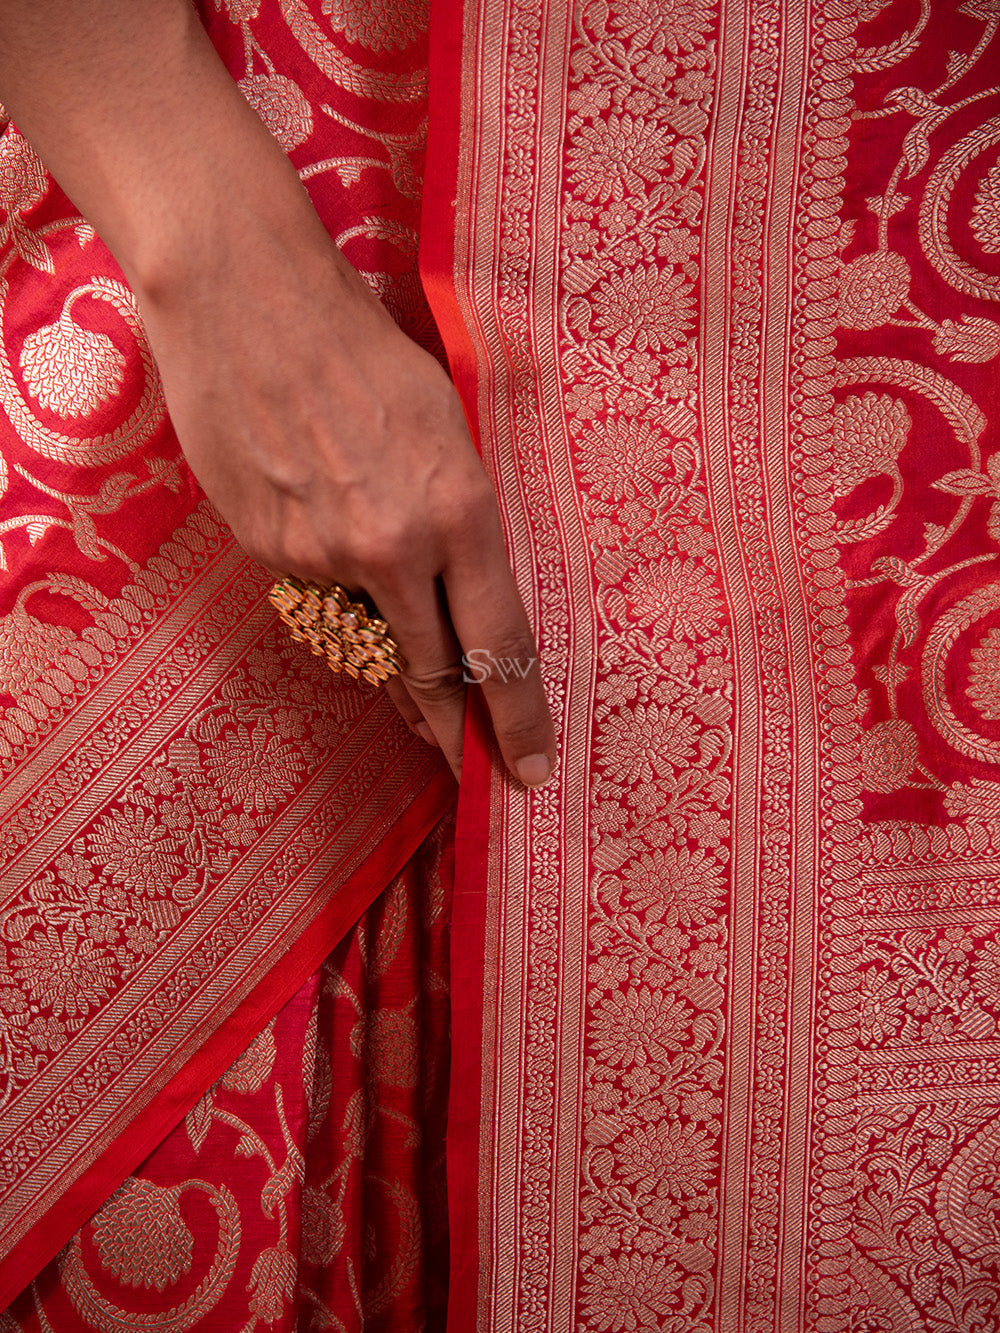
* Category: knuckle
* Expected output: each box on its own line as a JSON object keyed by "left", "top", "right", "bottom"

{"left": 346, "top": 521, "right": 412, "bottom": 583}
{"left": 402, "top": 663, "right": 465, "bottom": 704}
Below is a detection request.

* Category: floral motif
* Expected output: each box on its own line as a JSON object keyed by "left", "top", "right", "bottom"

{"left": 350, "top": 1010, "right": 419, "bottom": 1087}
{"left": 218, "top": 1023, "right": 275, "bottom": 1094}
{"left": 573, "top": 419, "right": 672, "bottom": 501}
{"left": 838, "top": 252, "right": 909, "bottom": 329}
{"left": 591, "top": 265, "right": 695, "bottom": 352}
{"left": 595, "top": 702, "right": 700, "bottom": 784}
{"left": 589, "top": 986, "right": 692, "bottom": 1067}
{"left": 619, "top": 846, "right": 724, "bottom": 926}
{"left": 217, "top": 0, "right": 260, "bottom": 19}
{"left": 91, "top": 1179, "right": 193, "bottom": 1291}
{"left": 20, "top": 310, "right": 126, "bottom": 419}
{"left": 972, "top": 161, "right": 1000, "bottom": 253}
{"left": 320, "top": 0, "right": 428, "bottom": 52}
{"left": 968, "top": 629, "right": 1000, "bottom": 720}
{"left": 86, "top": 807, "right": 186, "bottom": 891}
{"left": 0, "top": 128, "right": 47, "bottom": 215}
{"left": 829, "top": 392, "right": 909, "bottom": 497}
{"left": 238, "top": 74, "right": 313, "bottom": 151}
{"left": 607, "top": 0, "right": 715, "bottom": 53}
{"left": 579, "top": 1250, "right": 682, "bottom": 1333}
{"left": 10, "top": 929, "right": 114, "bottom": 1017}
{"left": 625, "top": 557, "right": 723, "bottom": 640}
{"left": 204, "top": 724, "right": 305, "bottom": 813}
{"left": 933, "top": 315, "right": 1000, "bottom": 362}
{"left": 616, "top": 1119, "right": 716, "bottom": 1197}
{"left": 567, "top": 116, "right": 673, "bottom": 203}
{"left": 246, "top": 1245, "right": 297, "bottom": 1323}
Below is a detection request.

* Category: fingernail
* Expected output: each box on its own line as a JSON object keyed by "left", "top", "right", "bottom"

{"left": 415, "top": 722, "right": 439, "bottom": 747}
{"left": 516, "top": 754, "right": 552, "bottom": 787}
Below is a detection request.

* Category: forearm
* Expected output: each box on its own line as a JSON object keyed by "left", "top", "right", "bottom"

{"left": 0, "top": 0, "right": 325, "bottom": 294}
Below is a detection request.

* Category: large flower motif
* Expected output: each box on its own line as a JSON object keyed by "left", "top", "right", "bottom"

{"left": 838, "top": 251, "right": 910, "bottom": 330}
{"left": 239, "top": 75, "right": 313, "bottom": 151}
{"left": 608, "top": 0, "right": 715, "bottom": 53}
{"left": 620, "top": 846, "right": 724, "bottom": 926}
{"left": 87, "top": 807, "right": 186, "bottom": 891}
{"left": 828, "top": 393, "right": 910, "bottom": 497}
{"left": 589, "top": 984, "right": 692, "bottom": 1067}
{"left": 573, "top": 418, "right": 671, "bottom": 501}
{"left": 616, "top": 1119, "right": 716, "bottom": 1197}
{"left": 321, "top": 0, "right": 428, "bottom": 51}
{"left": 968, "top": 629, "right": 1000, "bottom": 720}
{"left": 91, "top": 1179, "right": 193, "bottom": 1291}
{"left": 0, "top": 606, "right": 75, "bottom": 694}
{"left": 595, "top": 702, "right": 699, "bottom": 785}
{"left": 11, "top": 928, "right": 114, "bottom": 1017}
{"left": 579, "top": 1249, "right": 682, "bottom": 1333}
{"left": 0, "top": 127, "right": 48, "bottom": 215}
{"left": 20, "top": 309, "right": 126, "bottom": 419}
{"left": 205, "top": 724, "right": 304, "bottom": 813}
{"left": 567, "top": 115, "right": 672, "bottom": 203}
{"left": 591, "top": 264, "right": 695, "bottom": 352}
{"left": 625, "top": 556, "right": 723, "bottom": 640}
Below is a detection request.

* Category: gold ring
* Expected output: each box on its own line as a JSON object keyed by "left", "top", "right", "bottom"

{"left": 268, "top": 576, "right": 403, "bottom": 685}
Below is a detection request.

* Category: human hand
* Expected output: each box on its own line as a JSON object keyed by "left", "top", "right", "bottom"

{"left": 137, "top": 221, "right": 556, "bottom": 787}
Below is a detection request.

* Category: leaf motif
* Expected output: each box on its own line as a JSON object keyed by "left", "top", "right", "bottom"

{"left": 388, "top": 146, "right": 419, "bottom": 200}
{"left": 13, "top": 225, "right": 55, "bottom": 274}
{"left": 581, "top": 0, "right": 609, "bottom": 31}
{"left": 671, "top": 138, "right": 699, "bottom": 178}
{"left": 562, "top": 259, "right": 601, "bottom": 295}
{"left": 890, "top": 86, "right": 938, "bottom": 116}
{"left": 93, "top": 473, "right": 134, "bottom": 513}
{"left": 922, "top": 521, "right": 946, "bottom": 547}
{"left": 565, "top": 296, "right": 591, "bottom": 335}
{"left": 261, "top": 1154, "right": 302, "bottom": 1216}
{"left": 334, "top": 157, "right": 366, "bottom": 187}
{"left": 70, "top": 509, "right": 103, "bottom": 561}
{"left": 25, "top": 520, "right": 50, "bottom": 546}
{"left": 900, "top": 123, "right": 930, "bottom": 178}
{"left": 932, "top": 468, "right": 996, "bottom": 497}
{"left": 988, "top": 501, "right": 1000, "bottom": 546}
{"left": 895, "top": 591, "right": 922, "bottom": 647}
{"left": 185, "top": 1091, "right": 214, "bottom": 1153}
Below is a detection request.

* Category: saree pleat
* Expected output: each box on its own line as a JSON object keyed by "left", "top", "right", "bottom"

{"left": 2, "top": 813, "right": 451, "bottom": 1331}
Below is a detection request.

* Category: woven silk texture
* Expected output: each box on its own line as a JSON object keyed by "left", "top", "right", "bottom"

{"left": 426, "top": 1, "right": 1000, "bottom": 1330}
{"left": 3, "top": 0, "right": 1000, "bottom": 1330}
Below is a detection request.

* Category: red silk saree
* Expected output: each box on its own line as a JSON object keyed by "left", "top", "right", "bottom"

{"left": 5, "top": 0, "right": 1000, "bottom": 1330}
